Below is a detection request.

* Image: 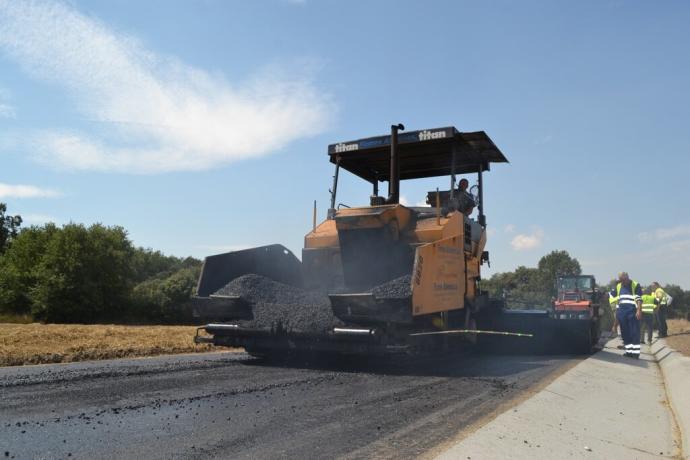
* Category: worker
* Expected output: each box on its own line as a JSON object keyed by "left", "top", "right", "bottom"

{"left": 651, "top": 281, "right": 669, "bottom": 338}
{"left": 609, "top": 272, "right": 642, "bottom": 358}
{"left": 457, "top": 178, "right": 476, "bottom": 215}
{"left": 640, "top": 288, "right": 656, "bottom": 344}
{"left": 609, "top": 289, "right": 620, "bottom": 338}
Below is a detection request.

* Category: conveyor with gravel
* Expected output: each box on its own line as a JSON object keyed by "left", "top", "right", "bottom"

{"left": 197, "top": 272, "right": 417, "bottom": 356}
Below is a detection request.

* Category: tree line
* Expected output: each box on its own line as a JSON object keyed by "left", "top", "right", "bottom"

{"left": 1, "top": 203, "right": 687, "bottom": 324}
{"left": 482, "top": 249, "right": 689, "bottom": 321}
{"left": 481, "top": 250, "right": 583, "bottom": 308}
{"left": 0, "top": 203, "right": 201, "bottom": 323}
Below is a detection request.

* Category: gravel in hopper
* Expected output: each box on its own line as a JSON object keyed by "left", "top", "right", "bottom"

{"left": 214, "top": 274, "right": 344, "bottom": 333}
{"left": 371, "top": 274, "right": 413, "bottom": 299}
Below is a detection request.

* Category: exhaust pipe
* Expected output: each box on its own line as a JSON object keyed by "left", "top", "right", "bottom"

{"left": 387, "top": 123, "right": 405, "bottom": 204}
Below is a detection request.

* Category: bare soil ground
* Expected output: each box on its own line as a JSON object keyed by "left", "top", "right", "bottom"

{"left": 0, "top": 323, "right": 227, "bottom": 366}
{"left": 666, "top": 318, "right": 690, "bottom": 357}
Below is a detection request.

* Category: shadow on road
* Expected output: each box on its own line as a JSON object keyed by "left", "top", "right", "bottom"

{"left": 590, "top": 345, "right": 651, "bottom": 368}
{"left": 242, "top": 349, "right": 578, "bottom": 379}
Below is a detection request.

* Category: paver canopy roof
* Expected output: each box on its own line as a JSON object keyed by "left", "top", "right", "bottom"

{"left": 328, "top": 126, "right": 508, "bottom": 182}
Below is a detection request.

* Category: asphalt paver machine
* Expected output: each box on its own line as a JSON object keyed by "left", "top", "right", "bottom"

{"left": 193, "top": 124, "right": 538, "bottom": 356}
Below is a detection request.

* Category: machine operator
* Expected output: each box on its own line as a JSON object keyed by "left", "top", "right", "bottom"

{"left": 457, "top": 178, "right": 476, "bottom": 216}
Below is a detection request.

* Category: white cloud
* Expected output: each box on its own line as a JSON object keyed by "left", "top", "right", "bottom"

{"left": 510, "top": 228, "right": 544, "bottom": 251}
{"left": 504, "top": 224, "right": 515, "bottom": 234}
{"left": 399, "top": 195, "right": 430, "bottom": 207}
{"left": 638, "top": 224, "right": 690, "bottom": 242}
{"left": 0, "top": 0, "right": 332, "bottom": 174}
{"left": 0, "top": 182, "right": 60, "bottom": 199}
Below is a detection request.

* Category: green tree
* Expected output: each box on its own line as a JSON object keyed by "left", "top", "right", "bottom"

{"left": 30, "top": 223, "right": 135, "bottom": 322}
{"left": 482, "top": 250, "right": 582, "bottom": 309}
{"left": 538, "top": 250, "right": 582, "bottom": 296}
{"left": 482, "top": 266, "right": 552, "bottom": 308}
{"left": 662, "top": 284, "right": 687, "bottom": 319}
{"left": 0, "top": 202, "right": 22, "bottom": 254}
{"left": 130, "top": 247, "right": 200, "bottom": 282}
{"left": 0, "top": 224, "right": 57, "bottom": 314}
{"left": 0, "top": 221, "right": 202, "bottom": 323}
{"left": 131, "top": 265, "right": 201, "bottom": 322}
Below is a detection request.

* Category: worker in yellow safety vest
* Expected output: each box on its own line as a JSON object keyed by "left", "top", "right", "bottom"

{"left": 640, "top": 290, "right": 656, "bottom": 344}
{"left": 609, "top": 272, "right": 642, "bottom": 358}
{"left": 651, "top": 282, "right": 669, "bottom": 338}
{"left": 609, "top": 289, "right": 621, "bottom": 339}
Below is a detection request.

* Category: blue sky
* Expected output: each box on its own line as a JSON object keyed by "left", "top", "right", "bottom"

{"left": 1, "top": 0, "right": 689, "bottom": 287}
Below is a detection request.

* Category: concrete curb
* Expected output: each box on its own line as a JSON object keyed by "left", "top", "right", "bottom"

{"left": 653, "top": 339, "right": 690, "bottom": 459}
{"left": 435, "top": 339, "right": 678, "bottom": 459}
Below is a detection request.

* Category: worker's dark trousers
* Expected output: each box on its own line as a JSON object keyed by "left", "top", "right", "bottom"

{"left": 640, "top": 313, "right": 654, "bottom": 343}
{"left": 616, "top": 305, "right": 640, "bottom": 356}
{"left": 656, "top": 305, "right": 668, "bottom": 337}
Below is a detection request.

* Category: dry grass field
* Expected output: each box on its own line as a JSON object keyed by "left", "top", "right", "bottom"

{"left": 0, "top": 323, "right": 229, "bottom": 367}
{"left": 666, "top": 318, "right": 690, "bottom": 357}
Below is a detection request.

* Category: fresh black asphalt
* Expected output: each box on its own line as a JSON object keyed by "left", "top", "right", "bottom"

{"left": 0, "top": 350, "right": 580, "bottom": 459}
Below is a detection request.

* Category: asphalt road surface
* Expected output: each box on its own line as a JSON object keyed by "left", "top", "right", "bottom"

{"left": 0, "top": 350, "right": 581, "bottom": 459}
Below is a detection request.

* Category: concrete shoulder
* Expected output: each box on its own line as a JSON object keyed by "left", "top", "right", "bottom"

{"left": 653, "top": 339, "right": 690, "bottom": 459}
{"left": 436, "top": 339, "right": 679, "bottom": 459}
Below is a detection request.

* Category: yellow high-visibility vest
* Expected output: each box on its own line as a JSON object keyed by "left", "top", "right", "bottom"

{"left": 610, "top": 280, "right": 640, "bottom": 307}
{"left": 655, "top": 287, "right": 668, "bottom": 306}
{"left": 641, "top": 294, "right": 656, "bottom": 314}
